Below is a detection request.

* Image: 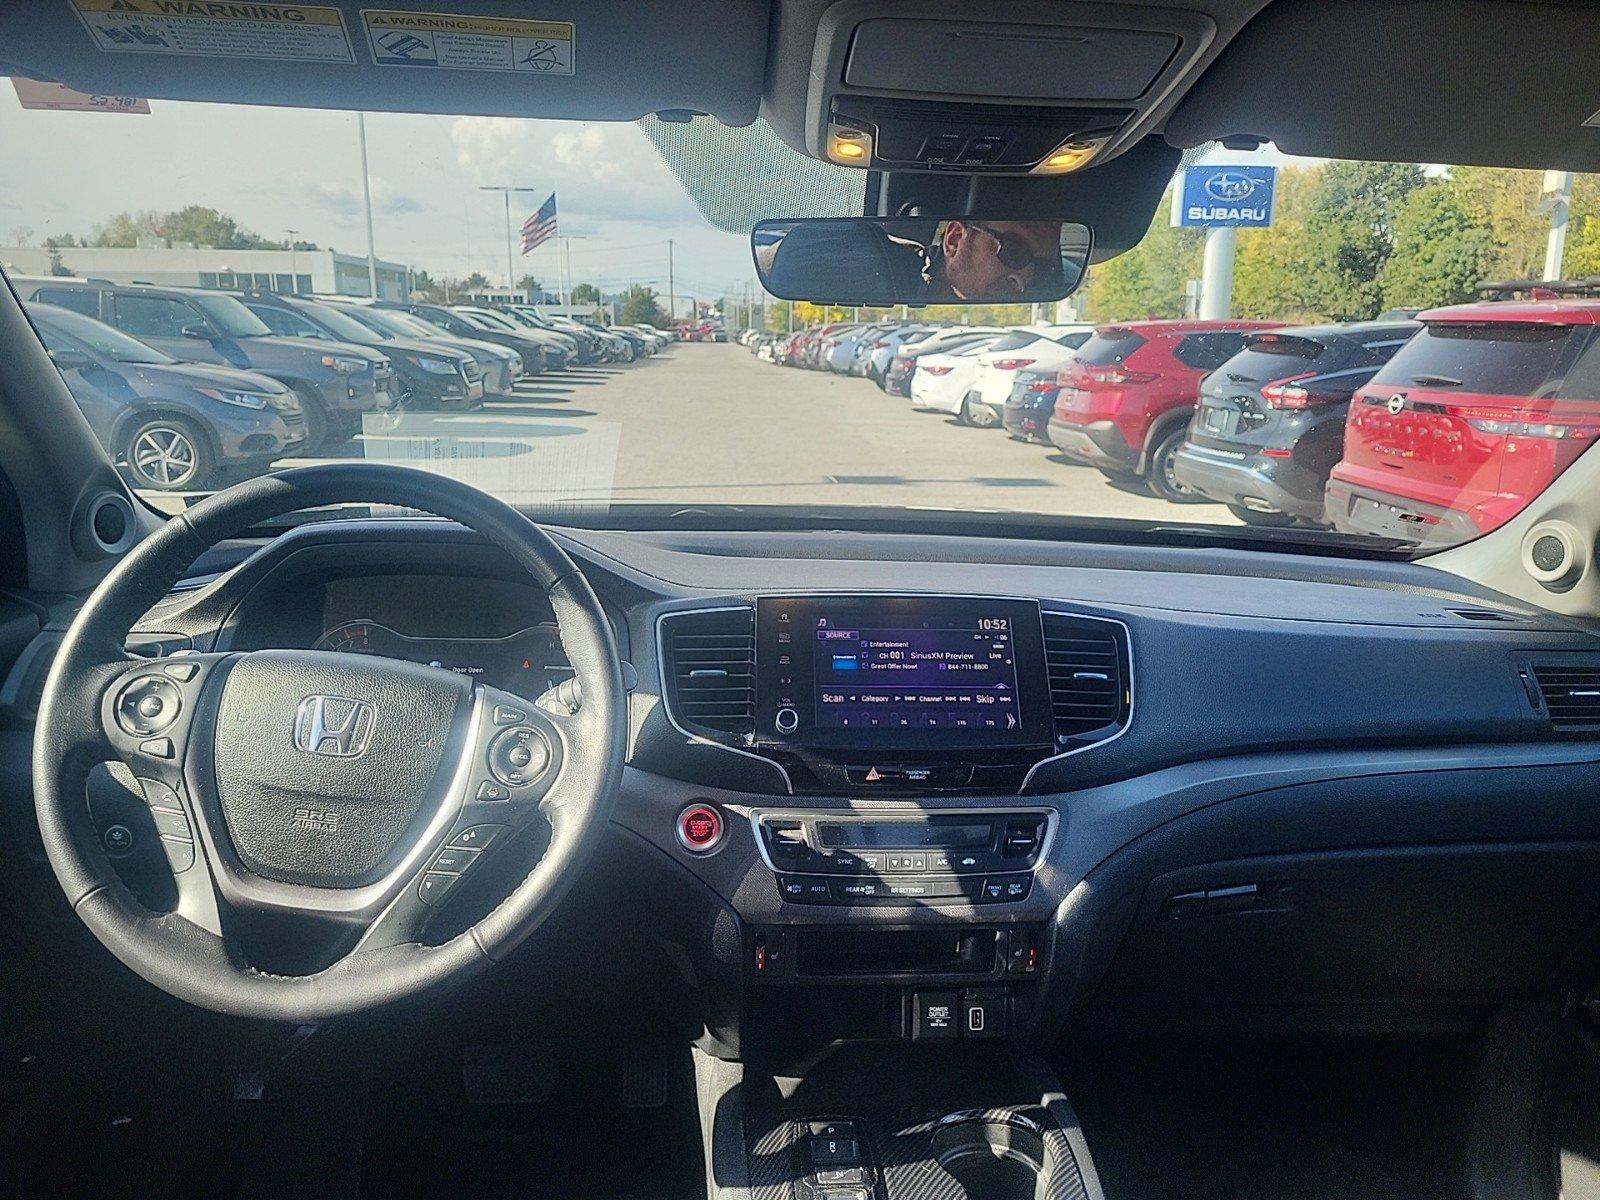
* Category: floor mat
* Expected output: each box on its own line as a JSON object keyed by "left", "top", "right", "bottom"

{"left": 1062, "top": 1038, "right": 1474, "bottom": 1200}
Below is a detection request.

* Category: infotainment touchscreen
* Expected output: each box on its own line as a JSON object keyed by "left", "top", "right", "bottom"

{"left": 754, "top": 596, "right": 1053, "bottom": 751}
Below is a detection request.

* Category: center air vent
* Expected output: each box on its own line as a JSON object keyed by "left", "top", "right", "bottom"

{"left": 661, "top": 607, "right": 756, "bottom": 745}
{"left": 1041, "top": 611, "right": 1129, "bottom": 744}
{"left": 1528, "top": 661, "right": 1600, "bottom": 729}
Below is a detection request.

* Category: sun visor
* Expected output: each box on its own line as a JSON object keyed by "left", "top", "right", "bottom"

{"left": 1166, "top": 0, "right": 1600, "bottom": 172}
{"left": 0, "top": 0, "right": 767, "bottom": 124}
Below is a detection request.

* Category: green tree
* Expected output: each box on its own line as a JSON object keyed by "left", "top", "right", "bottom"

{"left": 1230, "top": 166, "right": 1327, "bottom": 321}
{"left": 1298, "top": 160, "right": 1428, "bottom": 319}
{"left": 462, "top": 271, "right": 490, "bottom": 291}
{"left": 1082, "top": 187, "right": 1204, "bottom": 320}
{"left": 515, "top": 274, "right": 540, "bottom": 295}
{"left": 618, "top": 284, "right": 668, "bottom": 326}
{"left": 1378, "top": 184, "right": 1493, "bottom": 310}
{"left": 570, "top": 282, "right": 601, "bottom": 304}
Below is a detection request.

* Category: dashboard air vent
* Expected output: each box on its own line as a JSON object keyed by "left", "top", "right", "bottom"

{"left": 1042, "top": 611, "right": 1128, "bottom": 741}
{"left": 661, "top": 607, "right": 756, "bottom": 744}
{"left": 1530, "top": 662, "right": 1600, "bottom": 729}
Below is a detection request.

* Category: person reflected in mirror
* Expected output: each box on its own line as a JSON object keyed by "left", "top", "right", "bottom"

{"left": 919, "top": 219, "right": 1065, "bottom": 301}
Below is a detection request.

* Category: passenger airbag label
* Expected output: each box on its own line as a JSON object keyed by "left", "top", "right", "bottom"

{"left": 361, "top": 9, "right": 574, "bottom": 75}
{"left": 71, "top": 0, "right": 354, "bottom": 63}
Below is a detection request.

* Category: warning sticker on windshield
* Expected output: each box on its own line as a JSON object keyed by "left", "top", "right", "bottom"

{"left": 361, "top": 10, "right": 573, "bottom": 75}
{"left": 71, "top": 0, "right": 354, "bottom": 63}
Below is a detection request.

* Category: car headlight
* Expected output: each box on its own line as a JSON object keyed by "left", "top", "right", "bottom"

{"left": 196, "top": 386, "right": 271, "bottom": 410}
{"left": 320, "top": 354, "right": 370, "bottom": 374}
{"left": 407, "top": 354, "right": 461, "bottom": 375}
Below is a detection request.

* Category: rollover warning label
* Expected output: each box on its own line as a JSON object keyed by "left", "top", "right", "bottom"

{"left": 71, "top": 0, "right": 354, "bottom": 63}
{"left": 362, "top": 9, "right": 574, "bottom": 75}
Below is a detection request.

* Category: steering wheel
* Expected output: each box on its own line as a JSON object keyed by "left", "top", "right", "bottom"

{"left": 33, "top": 464, "right": 625, "bottom": 1020}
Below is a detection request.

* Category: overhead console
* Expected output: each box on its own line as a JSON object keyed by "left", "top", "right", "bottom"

{"left": 659, "top": 594, "right": 1130, "bottom": 794}
{"left": 796, "top": 0, "right": 1217, "bottom": 173}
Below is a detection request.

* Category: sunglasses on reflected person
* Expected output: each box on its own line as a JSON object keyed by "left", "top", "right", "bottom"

{"left": 966, "top": 223, "right": 1059, "bottom": 277}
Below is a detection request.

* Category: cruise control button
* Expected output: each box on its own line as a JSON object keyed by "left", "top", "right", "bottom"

{"left": 476, "top": 780, "right": 509, "bottom": 801}
{"left": 488, "top": 727, "right": 550, "bottom": 787}
{"left": 431, "top": 846, "right": 479, "bottom": 874}
{"left": 417, "top": 872, "right": 460, "bottom": 906}
{"left": 139, "top": 737, "right": 174, "bottom": 759}
{"left": 493, "top": 705, "right": 528, "bottom": 726}
{"left": 162, "top": 662, "right": 199, "bottom": 682}
{"left": 448, "top": 824, "right": 508, "bottom": 852}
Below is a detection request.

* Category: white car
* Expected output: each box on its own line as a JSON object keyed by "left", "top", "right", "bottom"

{"left": 909, "top": 336, "right": 1002, "bottom": 414}
{"left": 960, "top": 324, "right": 1095, "bottom": 427}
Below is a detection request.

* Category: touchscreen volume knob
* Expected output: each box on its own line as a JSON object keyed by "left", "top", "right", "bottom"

{"left": 775, "top": 707, "right": 800, "bottom": 735}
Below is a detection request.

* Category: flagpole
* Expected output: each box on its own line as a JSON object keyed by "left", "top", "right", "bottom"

{"left": 479, "top": 184, "right": 542, "bottom": 294}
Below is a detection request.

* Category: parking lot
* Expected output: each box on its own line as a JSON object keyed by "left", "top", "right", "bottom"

{"left": 144, "top": 342, "right": 1240, "bottom": 524}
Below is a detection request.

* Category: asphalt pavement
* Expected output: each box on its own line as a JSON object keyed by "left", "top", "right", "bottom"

{"left": 140, "top": 343, "right": 1242, "bottom": 526}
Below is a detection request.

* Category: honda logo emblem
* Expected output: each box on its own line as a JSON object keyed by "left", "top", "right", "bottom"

{"left": 293, "top": 695, "right": 375, "bottom": 758}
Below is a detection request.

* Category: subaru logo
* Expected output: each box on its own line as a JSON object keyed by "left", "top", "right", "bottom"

{"left": 1204, "top": 171, "right": 1258, "bottom": 202}
{"left": 293, "top": 695, "right": 375, "bottom": 758}
{"left": 1386, "top": 394, "right": 1407, "bottom": 415}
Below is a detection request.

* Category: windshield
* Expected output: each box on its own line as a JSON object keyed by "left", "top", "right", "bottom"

{"left": 34, "top": 305, "right": 175, "bottom": 365}
{"left": 191, "top": 294, "right": 272, "bottom": 338}
{"left": 6, "top": 93, "right": 1600, "bottom": 554}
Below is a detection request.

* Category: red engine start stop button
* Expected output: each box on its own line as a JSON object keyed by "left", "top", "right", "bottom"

{"left": 676, "top": 803, "right": 724, "bottom": 852}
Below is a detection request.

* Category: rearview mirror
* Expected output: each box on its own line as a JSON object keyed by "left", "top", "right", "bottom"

{"left": 752, "top": 217, "right": 1090, "bottom": 306}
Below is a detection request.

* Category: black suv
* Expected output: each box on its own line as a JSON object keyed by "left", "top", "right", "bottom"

{"left": 14, "top": 277, "right": 395, "bottom": 450}
{"left": 1174, "top": 320, "right": 1419, "bottom": 525}
{"left": 239, "top": 293, "right": 483, "bottom": 412}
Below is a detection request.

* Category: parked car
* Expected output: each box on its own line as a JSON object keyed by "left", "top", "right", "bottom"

{"left": 1325, "top": 301, "right": 1600, "bottom": 545}
{"left": 453, "top": 306, "right": 575, "bottom": 370}
{"left": 822, "top": 324, "right": 876, "bottom": 372}
{"left": 909, "top": 335, "right": 1003, "bottom": 414}
{"left": 13, "top": 276, "right": 394, "bottom": 450}
{"left": 323, "top": 302, "right": 523, "bottom": 396}
{"left": 860, "top": 324, "right": 937, "bottom": 382}
{"left": 240, "top": 293, "right": 483, "bottom": 412}
{"left": 1048, "top": 319, "right": 1285, "bottom": 500}
{"left": 961, "top": 324, "right": 1094, "bottom": 427}
{"left": 382, "top": 303, "right": 551, "bottom": 375}
{"left": 29, "top": 302, "right": 304, "bottom": 491}
{"left": 1001, "top": 366, "right": 1064, "bottom": 444}
{"left": 498, "top": 306, "right": 600, "bottom": 364}
{"left": 1174, "top": 321, "right": 1418, "bottom": 526}
{"left": 883, "top": 327, "right": 1005, "bottom": 396}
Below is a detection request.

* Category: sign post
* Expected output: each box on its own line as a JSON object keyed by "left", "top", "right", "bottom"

{"left": 1171, "top": 164, "right": 1277, "bottom": 320}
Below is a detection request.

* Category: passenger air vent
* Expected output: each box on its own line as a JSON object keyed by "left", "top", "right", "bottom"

{"left": 1529, "top": 661, "right": 1600, "bottom": 729}
{"left": 661, "top": 607, "right": 756, "bottom": 745}
{"left": 1041, "top": 611, "right": 1129, "bottom": 742}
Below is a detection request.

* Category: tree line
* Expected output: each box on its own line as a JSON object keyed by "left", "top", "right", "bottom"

{"left": 1084, "top": 162, "right": 1600, "bottom": 323}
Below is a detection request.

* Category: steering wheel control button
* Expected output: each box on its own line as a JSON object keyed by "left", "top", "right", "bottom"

{"left": 150, "top": 807, "right": 193, "bottom": 840}
{"left": 138, "top": 778, "right": 181, "bottom": 810}
{"left": 162, "top": 662, "right": 199, "bottom": 682}
{"left": 488, "top": 727, "right": 550, "bottom": 787}
{"left": 476, "top": 780, "right": 510, "bottom": 802}
{"left": 160, "top": 835, "right": 195, "bottom": 873}
{"left": 774, "top": 707, "right": 800, "bottom": 735}
{"left": 139, "top": 737, "right": 175, "bottom": 760}
{"left": 492, "top": 704, "right": 528, "bottom": 726}
{"left": 101, "top": 824, "right": 135, "bottom": 857}
{"left": 417, "top": 871, "right": 460, "bottom": 906}
{"left": 448, "top": 824, "right": 508, "bottom": 852}
{"left": 676, "top": 803, "right": 724, "bottom": 852}
{"left": 430, "top": 847, "right": 479, "bottom": 874}
{"left": 114, "top": 676, "right": 182, "bottom": 736}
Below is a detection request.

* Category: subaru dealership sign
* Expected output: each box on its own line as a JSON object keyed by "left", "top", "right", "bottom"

{"left": 1174, "top": 164, "right": 1278, "bottom": 228}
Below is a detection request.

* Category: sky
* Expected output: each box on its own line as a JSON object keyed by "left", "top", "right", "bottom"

{"left": 0, "top": 86, "right": 760, "bottom": 299}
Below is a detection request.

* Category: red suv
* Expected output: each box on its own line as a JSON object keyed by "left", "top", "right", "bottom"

{"left": 1047, "top": 319, "right": 1284, "bottom": 500}
{"left": 1325, "top": 301, "right": 1600, "bottom": 546}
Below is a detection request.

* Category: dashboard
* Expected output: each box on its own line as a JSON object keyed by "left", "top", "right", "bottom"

{"left": 15, "top": 514, "right": 1600, "bottom": 1055}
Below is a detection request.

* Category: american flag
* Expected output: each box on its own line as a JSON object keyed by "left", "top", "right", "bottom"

{"left": 519, "top": 193, "right": 557, "bottom": 254}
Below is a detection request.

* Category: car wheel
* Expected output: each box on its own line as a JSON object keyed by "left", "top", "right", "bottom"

{"left": 1227, "top": 503, "right": 1298, "bottom": 528}
{"left": 290, "top": 386, "right": 333, "bottom": 453}
{"left": 123, "top": 415, "right": 214, "bottom": 492}
{"left": 961, "top": 395, "right": 1000, "bottom": 428}
{"left": 1146, "top": 427, "right": 1209, "bottom": 503}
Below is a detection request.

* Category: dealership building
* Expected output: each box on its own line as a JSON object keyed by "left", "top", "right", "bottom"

{"left": 0, "top": 242, "right": 411, "bottom": 300}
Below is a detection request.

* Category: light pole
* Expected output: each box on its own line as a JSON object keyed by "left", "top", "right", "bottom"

{"left": 283, "top": 228, "right": 299, "bottom": 295}
{"left": 356, "top": 113, "right": 379, "bottom": 299}
{"left": 479, "top": 185, "right": 543, "bottom": 296}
